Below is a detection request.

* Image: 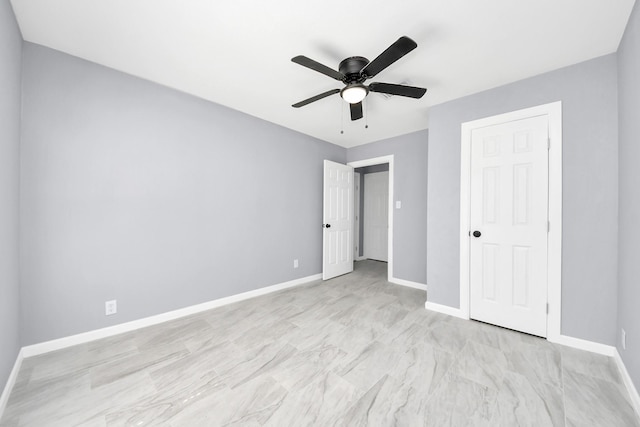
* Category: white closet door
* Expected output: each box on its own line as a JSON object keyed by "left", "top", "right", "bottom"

{"left": 469, "top": 115, "right": 549, "bottom": 337}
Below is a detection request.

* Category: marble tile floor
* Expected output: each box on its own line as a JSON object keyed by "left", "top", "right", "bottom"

{"left": 1, "top": 260, "right": 639, "bottom": 426}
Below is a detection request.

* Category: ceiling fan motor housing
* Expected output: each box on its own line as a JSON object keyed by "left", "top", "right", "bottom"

{"left": 339, "top": 56, "right": 369, "bottom": 83}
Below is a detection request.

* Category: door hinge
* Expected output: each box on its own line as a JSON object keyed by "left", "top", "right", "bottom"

{"left": 546, "top": 303, "right": 549, "bottom": 314}
{"left": 547, "top": 221, "right": 550, "bottom": 232}
{"left": 548, "top": 137, "right": 551, "bottom": 150}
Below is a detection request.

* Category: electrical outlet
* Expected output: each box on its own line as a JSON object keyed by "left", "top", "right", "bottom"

{"left": 105, "top": 300, "right": 117, "bottom": 316}
{"left": 293, "top": 259, "right": 299, "bottom": 269}
{"left": 622, "top": 328, "right": 627, "bottom": 350}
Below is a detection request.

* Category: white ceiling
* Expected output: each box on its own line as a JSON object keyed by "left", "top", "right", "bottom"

{"left": 10, "top": 0, "right": 636, "bottom": 148}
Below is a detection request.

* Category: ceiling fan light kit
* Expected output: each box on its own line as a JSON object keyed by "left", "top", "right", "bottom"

{"left": 340, "top": 84, "right": 368, "bottom": 104}
{"left": 291, "top": 36, "right": 427, "bottom": 121}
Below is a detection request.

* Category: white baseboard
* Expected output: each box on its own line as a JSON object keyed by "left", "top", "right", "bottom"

{"left": 614, "top": 350, "right": 640, "bottom": 419}
{"left": 551, "top": 334, "right": 616, "bottom": 356}
{"left": 389, "top": 277, "right": 427, "bottom": 291}
{"left": 424, "top": 301, "right": 468, "bottom": 319}
{"left": 22, "top": 273, "right": 322, "bottom": 358}
{"left": 0, "top": 349, "right": 24, "bottom": 420}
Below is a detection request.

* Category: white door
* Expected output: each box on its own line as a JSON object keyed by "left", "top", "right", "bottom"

{"left": 323, "top": 160, "right": 354, "bottom": 280}
{"left": 469, "top": 115, "right": 549, "bottom": 337}
{"left": 364, "top": 171, "right": 389, "bottom": 262}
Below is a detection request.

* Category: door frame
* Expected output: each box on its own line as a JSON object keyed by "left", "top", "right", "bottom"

{"left": 348, "top": 155, "right": 394, "bottom": 282}
{"left": 459, "top": 102, "right": 562, "bottom": 341}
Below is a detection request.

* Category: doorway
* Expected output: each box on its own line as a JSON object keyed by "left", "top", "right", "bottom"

{"left": 355, "top": 166, "right": 389, "bottom": 262}
{"left": 348, "top": 155, "right": 394, "bottom": 282}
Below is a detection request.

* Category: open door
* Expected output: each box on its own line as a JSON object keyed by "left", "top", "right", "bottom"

{"left": 323, "top": 160, "right": 354, "bottom": 280}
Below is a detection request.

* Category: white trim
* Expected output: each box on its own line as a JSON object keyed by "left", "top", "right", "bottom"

{"left": 614, "top": 350, "right": 640, "bottom": 419}
{"left": 348, "top": 155, "right": 394, "bottom": 283}
{"left": 459, "top": 101, "right": 563, "bottom": 339}
{"left": 355, "top": 255, "right": 367, "bottom": 261}
{"left": 546, "top": 103, "right": 563, "bottom": 341}
{"left": 21, "top": 273, "right": 321, "bottom": 358}
{"left": 459, "top": 119, "right": 472, "bottom": 320}
{"left": 0, "top": 349, "right": 24, "bottom": 420}
{"left": 390, "top": 277, "right": 427, "bottom": 291}
{"left": 551, "top": 334, "right": 616, "bottom": 356}
{"left": 425, "top": 301, "right": 467, "bottom": 319}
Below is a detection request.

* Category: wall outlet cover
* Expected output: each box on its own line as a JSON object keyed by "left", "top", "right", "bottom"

{"left": 105, "top": 300, "right": 117, "bottom": 316}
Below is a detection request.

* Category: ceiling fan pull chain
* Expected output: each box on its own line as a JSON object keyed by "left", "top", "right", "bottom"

{"left": 340, "top": 100, "right": 344, "bottom": 134}
{"left": 365, "top": 99, "right": 369, "bottom": 129}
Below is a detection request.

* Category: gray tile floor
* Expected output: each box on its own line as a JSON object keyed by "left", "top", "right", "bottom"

{"left": 1, "top": 260, "right": 639, "bottom": 426}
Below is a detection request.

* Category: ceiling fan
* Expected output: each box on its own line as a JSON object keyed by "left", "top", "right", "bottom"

{"left": 291, "top": 36, "right": 427, "bottom": 121}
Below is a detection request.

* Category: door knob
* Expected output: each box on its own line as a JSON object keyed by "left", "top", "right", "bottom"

{"left": 473, "top": 230, "right": 481, "bottom": 238}
{"left": 323, "top": 224, "right": 331, "bottom": 228}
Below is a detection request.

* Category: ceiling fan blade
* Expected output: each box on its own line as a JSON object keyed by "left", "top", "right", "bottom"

{"left": 361, "top": 36, "right": 418, "bottom": 78}
{"left": 350, "top": 102, "right": 363, "bottom": 121}
{"left": 292, "top": 89, "right": 340, "bottom": 108}
{"left": 291, "top": 55, "right": 345, "bottom": 81}
{"left": 369, "top": 82, "right": 427, "bottom": 99}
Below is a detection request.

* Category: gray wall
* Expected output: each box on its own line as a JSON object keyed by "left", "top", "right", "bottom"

{"left": 0, "top": 0, "right": 22, "bottom": 388}
{"left": 427, "top": 54, "right": 619, "bottom": 345}
{"left": 20, "top": 43, "right": 345, "bottom": 345}
{"left": 347, "top": 130, "right": 428, "bottom": 284}
{"left": 617, "top": 0, "right": 640, "bottom": 392}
